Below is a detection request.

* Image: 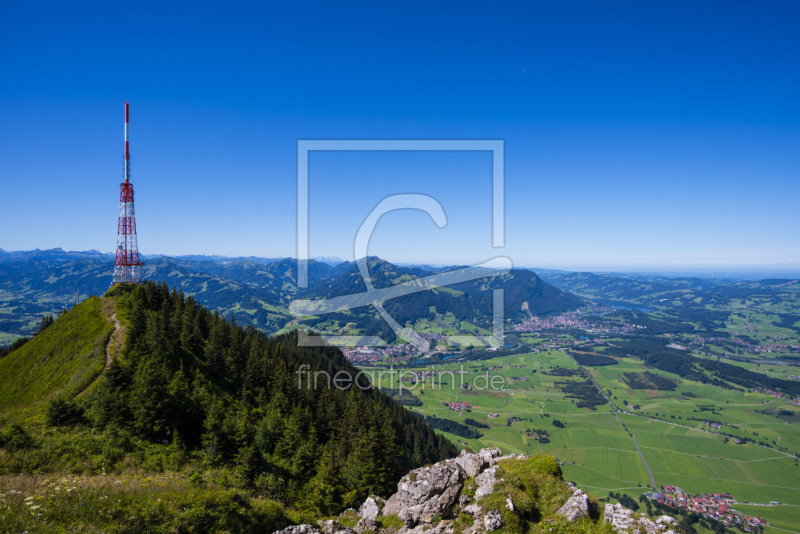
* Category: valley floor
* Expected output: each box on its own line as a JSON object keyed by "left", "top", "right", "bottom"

{"left": 366, "top": 350, "right": 800, "bottom": 534}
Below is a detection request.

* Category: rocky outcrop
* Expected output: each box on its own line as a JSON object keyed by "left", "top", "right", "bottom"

{"left": 275, "top": 526, "right": 323, "bottom": 534}
{"left": 272, "top": 448, "right": 680, "bottom": 534}
{"left": 474, "top": 465, "right": 499, "bottom": 501}
{"left": 375, "top": 448, "right": 503, "bottom": 530}
{"left": 318, "top": 520, "right": 355, "bottom": 534}
{"left": 354, "top": 518, "right": 380, "bottom": 534}
{"left": 556, "top": 489, "right": 591, "bottom": 521}
{"left": 478, "top": 448, "right": 503, "bottom": 465}
{"left": 604, "top": 503, "right": 678, "bottom": 534}
{"left": 383, "top": 461, "right": 464, "bottom": 526}
{"left": 391, "top": 520, "right": 454, "bottom": 534}
{"left": 454, "top": 448, "right": 488, "bottom": 477}
{"left": 656, "top": 515, "right": 678, "bottom": 529}
{"left": 483, "top": 511, "right": 502, "bottom": 531}
{"left": 358, "top": 496, "right": 386, "bottom": 520}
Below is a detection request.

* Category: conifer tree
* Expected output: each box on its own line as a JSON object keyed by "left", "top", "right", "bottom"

{"left": 90, "top": 281, "right": 456, "bottom": 508}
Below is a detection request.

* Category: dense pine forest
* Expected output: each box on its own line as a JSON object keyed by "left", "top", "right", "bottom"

{"left": 20, "top": 282, "right": 456, "bottom": 516}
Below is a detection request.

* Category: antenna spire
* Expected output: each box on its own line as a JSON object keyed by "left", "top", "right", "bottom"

{"left": 124, "top": 102, "right": 130, "bottom": 183}
{"left": 112, "top": 102, "right": 143, "bottom": 285}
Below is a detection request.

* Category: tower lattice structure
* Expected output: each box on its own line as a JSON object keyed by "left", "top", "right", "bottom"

{"left": 112, "top": 102, "right": 144, "bottom": 285}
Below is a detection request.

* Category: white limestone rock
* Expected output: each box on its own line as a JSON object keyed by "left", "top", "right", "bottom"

{"left": 556, "top": 489, "right": 591, "bottom": 522}
{"left": 484, "top": 511, "right": 503, "bottom": 532}
{"left": 358, "top": 495, "right": 385, "bottom": 520}
{"left": 474, "top": 465, "right": 499, "bottom": 501}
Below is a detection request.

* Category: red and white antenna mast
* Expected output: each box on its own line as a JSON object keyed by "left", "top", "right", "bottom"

{"left": 112, "top": 102, "right": 144, "bottom": 285}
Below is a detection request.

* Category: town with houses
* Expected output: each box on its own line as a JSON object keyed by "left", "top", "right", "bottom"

{"left": 335, "top": 307, "right": 643, "bottom": 365}
{"left": 644, "top": 486, "right": 769, "bottom": 532}
{"left": 752, "top": 388, "right": 800, "bottom": 406}
{"left": 704, "top": 335, "right": 800, "bottom": 356}
{"left": 510, "top": 308, "right": 639, "bottom": 336}
{"left": 332, "top": 305, "right": 800, "bottom": 377}
{"left": 442, "top": 401, "right": 472, "bottom": 414}
{"left": 728, "top": 320, "right": 800, "bottom": 354}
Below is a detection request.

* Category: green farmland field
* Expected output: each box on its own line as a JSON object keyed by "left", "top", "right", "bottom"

{"left": 365, "top": 349, "right": 800, "bottom": 530}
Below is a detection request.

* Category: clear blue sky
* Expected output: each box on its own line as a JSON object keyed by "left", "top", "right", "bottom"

{"left": 1, "top": 1, "right": 798, "bottom": 270}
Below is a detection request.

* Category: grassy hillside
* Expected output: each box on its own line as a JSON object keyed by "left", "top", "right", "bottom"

{"left": 0, "top": 282, "right": 458, "bottom": 531}
{"left": 0, "top": 296, "right": 113, "bottom": 417}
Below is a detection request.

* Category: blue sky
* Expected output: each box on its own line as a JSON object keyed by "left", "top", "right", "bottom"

{"left": 1, "top": 1, "right": 798, "bottom": 270}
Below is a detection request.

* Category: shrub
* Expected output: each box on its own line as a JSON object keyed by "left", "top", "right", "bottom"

{"left": 0, "top": 422, "right": 35, "bottom": 450}
{"left": 46, "top": 397, "right": 85, "bottom": 426}
{"left": 462, "top": 477, "right": 477, "bottom": 497}
{"left": 529, "top": 453, "right": 562, "bottom": 478}
{"left": 453, "top": 513, "right": 475, "bottom": 534}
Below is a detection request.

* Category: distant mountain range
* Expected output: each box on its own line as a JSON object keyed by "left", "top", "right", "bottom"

{"left": 0, "top": 247, "right": 349, "bottom": 266}
{"left": 538, "top": 270, "right": 800, "bottom": 309}
{"left": 3, "top": 247, "right": 797, "bottom": 345}
{"left": 0, "top": 249, "right": 585, "bottom": 341}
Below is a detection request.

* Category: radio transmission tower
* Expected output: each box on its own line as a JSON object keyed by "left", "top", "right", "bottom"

{"left": 112, "top": 102, "right": 144, "bottom": 285}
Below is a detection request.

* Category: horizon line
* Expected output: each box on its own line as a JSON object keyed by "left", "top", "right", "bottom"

{"left": 3, "top": 247, "right": 800, "bottom": 275}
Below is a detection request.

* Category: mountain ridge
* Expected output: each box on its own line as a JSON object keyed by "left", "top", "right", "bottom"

{"left": 0, "top": 254, "right": 587, "bottom": 341}
{"left": 0, "top": 282, "right": 456, "bottom": 515}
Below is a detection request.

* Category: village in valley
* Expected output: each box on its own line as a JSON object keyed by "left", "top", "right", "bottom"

{"left": 644, "top": 486, "right": 770, "bottom": 532}
{"left": 338, "top": 306, "right": 642, "bottom": 365}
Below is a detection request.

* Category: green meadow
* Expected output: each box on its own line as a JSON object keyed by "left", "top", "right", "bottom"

{"left": 366, "top": 349, "right": 800, "bottom": 522}
{"left": 733, "top": 504, "right": 800, "bottom": 534}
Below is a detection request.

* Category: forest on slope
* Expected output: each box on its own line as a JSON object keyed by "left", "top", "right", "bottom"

{"left": 0, "top": 282, "right": 456, "bottom": 519}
